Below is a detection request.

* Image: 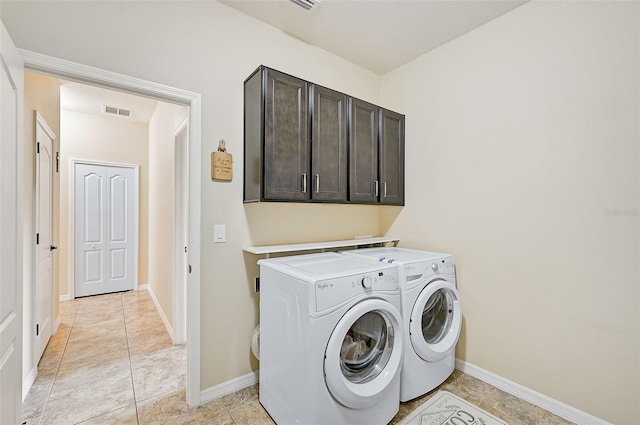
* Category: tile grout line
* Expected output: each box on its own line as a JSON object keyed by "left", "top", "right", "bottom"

{"left": 69, "top": 294, "right": 132, "bottom": 424}
{"left": 222, "top": 395, "right": 240, "bottom": 425}
{"left": 73, "top": 294, "right": 123, "bottom": 425}
{"left": 35, "top": 303, "right": 79, "bottom": 425}
{"left": 122, "top": 294, "right": 142, "bottom": 425}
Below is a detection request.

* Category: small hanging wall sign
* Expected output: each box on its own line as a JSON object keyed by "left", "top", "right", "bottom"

{"left": 211, "top": 139, "right": 232, "bottom": 181}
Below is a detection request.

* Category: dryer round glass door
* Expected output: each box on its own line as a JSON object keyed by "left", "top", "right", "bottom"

{"left": 324, "top": 299, "right": 403, "bottom": 410}
{"left": 409, "top": 279, "right": 461, "bottom": 362}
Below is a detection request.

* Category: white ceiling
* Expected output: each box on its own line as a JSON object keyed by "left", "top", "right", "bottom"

{"left": 220, "top": 0, "right": 530, "bottom": 75}
{"left": 60, "top": 82, "right": 158, "bottom": 124}
{"left": 59, "top": 1, "right": 529, "bottom": 117}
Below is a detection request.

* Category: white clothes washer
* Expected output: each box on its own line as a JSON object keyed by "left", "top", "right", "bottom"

{"left": 342, "top": 248, "right": 461, "bottom": 402}
{"left": 258, "top": 252, "right": 404, "bottom": 425}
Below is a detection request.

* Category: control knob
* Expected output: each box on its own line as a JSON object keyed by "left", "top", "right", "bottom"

{"left": 361, "top": 276, "right": 373, "bottom": 289}
{"left": 431, "top": 263, "right": 439, "bottom": 272}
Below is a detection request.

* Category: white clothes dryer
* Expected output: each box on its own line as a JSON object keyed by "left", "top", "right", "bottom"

{"left": 342, "top": 248, "right": 461, "bottom": 402}
{"left": 258, "top": 252, "right": 404, "bottom": 425}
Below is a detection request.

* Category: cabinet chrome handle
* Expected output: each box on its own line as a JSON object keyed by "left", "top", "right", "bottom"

{"left": 383, "top": 182, "right": 387, "bottom": 198}
{"left": 302, "top": 173, "right": 307, "bottom": 193}
{"left": 314, "top": 174, "right": 319, "bottom": 194}
{"left": 374, "top": 180, "right": 379, "bottom": 197}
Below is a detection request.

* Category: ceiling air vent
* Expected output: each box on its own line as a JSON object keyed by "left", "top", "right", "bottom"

{"left": 288, "top": 0, "right": 320, "bottom": 11}
{"left": 103, "top": 105, "right": 132, "bottom": 118}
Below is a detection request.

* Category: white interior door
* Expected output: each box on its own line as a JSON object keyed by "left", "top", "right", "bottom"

{"left": 0, "top": 20, "right": 24, "bottom": 424}
{"left": 34, "top": 112, "right": 55, "bottom": 362}
{"left": 74, "top": 163, "right": 137, "bottom": 298}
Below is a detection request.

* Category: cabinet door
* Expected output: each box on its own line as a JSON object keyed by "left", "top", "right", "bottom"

{"left": 349, "top": 98, "right": 379, "bottom": 203}
{"left": 264, "top": 68, "right": 309, "bottom": 200}
{"left": 379, "top": 109, "right": 405, "bottom": 205}
{"left": 311, "top": 85, "right": 347, "bottom": 202}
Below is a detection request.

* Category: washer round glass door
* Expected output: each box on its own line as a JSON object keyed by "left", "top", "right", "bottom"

{"left": 409, "top": 279, "right": 461, "bottom": 362}
{"left": 324, "top": 298, "right": 403, "bottom": 409}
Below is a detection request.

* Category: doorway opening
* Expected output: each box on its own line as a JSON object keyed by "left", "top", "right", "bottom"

{"left": 22, "top": 49, "right": 202, "bottom": 407}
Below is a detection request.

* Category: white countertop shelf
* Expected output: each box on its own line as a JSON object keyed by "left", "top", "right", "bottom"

{"left": 243, "top": 236, "right": 400, "bottom": 257}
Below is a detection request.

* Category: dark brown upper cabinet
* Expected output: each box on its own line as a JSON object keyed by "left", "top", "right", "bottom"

{"left": 244, "top": 65, "right": 404, "bottom": 206}
{"left": 311, "top": 84, "right": 348, "bottom": 202}
{"left": 264, "top": 69, "right": 310, "bottom": 201}
{"left": 379, "top": 108, "right": 405, "bottom": 205}
{"left": 349, "top": 99, "right": 405, "bottom": 206}
{"left": 349, "top": 98, "right": 379, "bottom": 203}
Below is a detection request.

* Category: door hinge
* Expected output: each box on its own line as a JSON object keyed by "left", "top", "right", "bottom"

{"left": 184, "top": 246, "right": 187, "bottom": 253}
{"left": 36, "top": 323, "right": 39, "bottom": 336}
{"left": 36, "top": 233, "right": 40, "bottom": 245}
{"left": 36, "top": 142, "right": 40, "bottom": 154}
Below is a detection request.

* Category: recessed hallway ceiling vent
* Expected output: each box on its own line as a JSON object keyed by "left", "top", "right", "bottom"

{"left": 103, "top": 105, "right": 132, "bottom": 118}
{"left": 288, "top": 0, "right": 320, "bottom": 12}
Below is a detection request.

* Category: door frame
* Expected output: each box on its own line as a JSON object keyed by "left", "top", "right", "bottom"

{"left": 33, "top": 111, "right": 56, "bottom": 364}
{"left": 20, "top": 49, "right": 203, "bottom": 407}
{"left": 173, "top": 118, "right": 188, "bottom": 345}
{"left": 69, "top": 159, "right": 140, "bottom": 299}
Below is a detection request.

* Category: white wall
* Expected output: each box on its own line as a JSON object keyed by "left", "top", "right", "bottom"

{"left": 59, "top": 110, "right": 150, "bottom": 295}
{"left": 148, "top": 102, "right": 188, "bottom": 327}
{"left": 380, "top": 1, "right": 639, "bottom": 423}
{"left": 1, "top": 0, "right": 385, "bottom": 390}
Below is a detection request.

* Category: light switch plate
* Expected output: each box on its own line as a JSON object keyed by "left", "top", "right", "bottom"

{"left": 214, "top": 224, "right": 226, "bottom": 243}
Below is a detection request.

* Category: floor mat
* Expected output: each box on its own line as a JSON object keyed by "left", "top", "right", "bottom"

{"left": 398, "top": 390, "right": 509, "bottom": 425}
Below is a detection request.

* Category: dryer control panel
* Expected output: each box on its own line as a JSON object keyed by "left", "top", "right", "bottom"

{"left": 401, "top": 256, "right": 455, "bottom": 291}
{"left": 403, "top": 256, "right": 454, "bottom": 277}
{"left": 315, "top": 267, "right": 399, "bottom": 313}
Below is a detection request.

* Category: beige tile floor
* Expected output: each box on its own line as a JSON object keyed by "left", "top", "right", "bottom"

{"left": 23, "top": 290, "right": 575, "bottom": 425}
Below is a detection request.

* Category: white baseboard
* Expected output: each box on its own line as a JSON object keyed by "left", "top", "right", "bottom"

{"left": 455, "top": 359, "right": 611, "bottom": 425}
{"left": 145, "top": 284, "right": 175, "bottom": 343}
{"left": 22, "top": 366, "right": 37, "bottom": 401}
{"left": 59, "top": 294, "right": 71, "bottom": 302}
{"left": 199, "top": 362, "right": 609, "bottom": 425}
{"left": 200, "top": 371, "right": 259, "bottom": 405}
{"left": 138, "top": 283, "right": 148, "bottom": 291}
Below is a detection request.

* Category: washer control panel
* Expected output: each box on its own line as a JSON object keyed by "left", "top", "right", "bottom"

{"left": 315, "top": 267, "right": 399, "bottom": 313}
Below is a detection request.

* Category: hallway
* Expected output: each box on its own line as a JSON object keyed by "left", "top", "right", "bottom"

{"left": 22, "top": 290, "right": 187, "bottom": 424}
{"left": 22, "top": 289, "right": 279, "bottom": 424}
